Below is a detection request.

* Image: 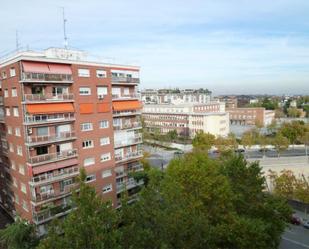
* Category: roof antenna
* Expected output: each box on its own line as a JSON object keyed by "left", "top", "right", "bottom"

{"left": 62, "top": 7, "right": 68, "bottom": 49}
{"left": 16, "top": 30, "right": 20, "bottom": 51}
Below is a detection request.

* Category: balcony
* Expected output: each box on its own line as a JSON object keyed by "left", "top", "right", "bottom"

{"left": 26, "top": 131, "right": 76, "bottom": 146}
{"left": 116, "top": 178, "right": 144, "bottom": 193}
{"left": 30, "top": 166, "right": 79, "bottom": 186}
{"left": 111, "top": 77, "right": 139, "bottom": 84}
{"left": 28, "top": 149, "right": 78, "bottom": 166}
{"left": 112, "top": 93, "right": 139, "bottom": 100}
{"left": 113, "top": 110, "right": 142, "bottom": 117}
{"left": 23, "top": 93, "right": 74, "bottom": 103}
{"left": 114, "top": 133, "right": 142, "bottom": 148}
{"left": 33, "top": 204, "right": 73, "bottom": 224}
{"left": 113, "top": 121, "right": 142, "bottom": 131}
{"left": 0, "top": 114, "right": 4, "bottom": 123}
{"left": 128, "top": 163, "right": 144, "bottom": 173}
{"left": 21, "top": 72, "right": 73, "bottom": 83}
{"left": 115, "top": 150, "right": 143, "bottom": 163}
{"left": 32, "top": 183, "right": 78, "bottom": 203}
{"left": 24, "top": 113, "right": 75, "bottom": 125}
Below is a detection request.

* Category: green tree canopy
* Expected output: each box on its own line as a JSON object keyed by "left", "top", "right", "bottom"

{"left": 192, "top": 131, "right": 215, "bottom": 151}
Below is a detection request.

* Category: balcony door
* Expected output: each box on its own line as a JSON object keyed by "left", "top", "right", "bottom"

{"left": 31, "top": 86, "right": 44, "bottom": 95}
{"left": 52, "top": 86, "right": 68, "bottom": 96}
{"left": 56, "top": 124, "right": 71, "bottom": 137}
{"left": 56, "top": 142, "right": 72, "bottom": 154}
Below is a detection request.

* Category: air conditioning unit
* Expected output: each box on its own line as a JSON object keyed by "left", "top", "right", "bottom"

{"left": 27, "top": 128, "right": 33, "bottom": 135}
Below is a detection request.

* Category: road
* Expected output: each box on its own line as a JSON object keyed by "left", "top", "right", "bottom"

{"left": 280, "top": 225, "right": 309, "bottom": 249}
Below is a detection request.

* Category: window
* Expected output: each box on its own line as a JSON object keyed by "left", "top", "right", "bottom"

{"left": 4, "top": 89, "right": 8, "bottom": 98}
{"left": 96, "top": 70, "right": 107, "bottom": 78}
{"left": 102, "top": 184, "right": 112, "bottom": 194}
{"left": 21, "top": 183, "right": 27, "bottom": 194}
{"left": 78, "top": 69, "right": 90, "bottom": 77}
{"left": 100, "top": 137, "right": 110, "bottom": 146}
{"left": 9, "top": 68, "right": 16, "bottom": 77}
{"left": 17, "top": 145, "right": 23, "bottom": 156}
{"left": 13, "top": 177, "right": 18, "bottom": 187}
{"left": 102, "top": 169, "right": 112, "bottom": 178}
{"left": 36, "top": 146, "right": 48, "bottom": 155}
{"left": 100, "top": 153, "right": 111, "bottom": 162}
{"left": 15, "top": 127, "right": 21, "bottom": 136}
{"left": 86, "top": 174, "right": 96, "bottom": 183}
{"left": 19, "top": 165, "right": 25, "bottom": 175}
{"left": 13, "top": 107, "right": 19, "bottom": 117}
{"left": 2, "top": 71, "right": 7, "bottom": 79}
{"left": 7, "top": 126, "right": 12, "bottom": 135}
{"left": 99, "top": 120, "right": 109, "bottom": 129}
{"left": 82, "top": 140, "right": 94, "bottom": 149}
{"left": 9, "top": 143, "right": 14, "bottom": 152}
{"left": 22, "top": 200, "right": 28, "bottom": 211}
{"left": 37, "top": 127, "right": 48, "bottom": 136}
{"left": 79, "top": 87, "right": 91, "bottom": 95}
{"left": 14, "top": 194, "right": 19, "bottom": 204}
{"left": 11, "top": 88, "right": 17, "bottom": 97}
{"left": 84, "top": 157, "right": 95, "bottom": 166}
{"left": 97, "top": 86, "right": 108, "bottom": 99}
{"left": 5, "top": 107, "right": 10, "bottom": 116}
{"left": 81, "top": 123, "right": 93, "bottom": 131}
{"left": 11, "top": 161, "right": 16, "bottom": 170}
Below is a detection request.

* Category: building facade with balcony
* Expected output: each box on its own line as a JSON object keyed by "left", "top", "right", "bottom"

{"left": 143, "top": 102, "right": 229, "bottom": 138}
{"left": 0, "top": 48, "right": 143, "bottom": 234}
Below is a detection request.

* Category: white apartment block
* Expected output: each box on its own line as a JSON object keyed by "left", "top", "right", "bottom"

{"left": 143, "top": 101, "right": 229, "bottom": 138}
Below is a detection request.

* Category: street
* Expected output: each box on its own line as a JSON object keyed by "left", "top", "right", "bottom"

{"left": 280, "top": 225, "right": 309, "bottom": 249}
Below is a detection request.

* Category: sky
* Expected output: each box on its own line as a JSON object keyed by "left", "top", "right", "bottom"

{"left": 1, "top": 0, "right": 309, "bottom": 95}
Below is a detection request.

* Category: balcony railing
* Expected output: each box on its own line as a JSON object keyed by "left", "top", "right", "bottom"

{"left": 115, "top": 150, "right": 143, "bottom": 162}
{"left": 112, "top": 93, "right": 139, "bottom": 100}
{"left": 22, "top": 72, "right": 73, "bottom": 82}
{"left": 32, "top": 183, "right": 78, "bottom": 202}
{"left": 24, "top": 93, "right": 74, "bottom": 102}
{"left": 116, "top": 178, "right": 144, "bottom": 193}
{"left": 113, "top": 121, "right": 142, "bottom": 130}
{"left": 33, "top": 204, "right": 73, "bottom": 224}
{"left": 111, "top": 77, "right": 139, "bottom": 84}
{"left": 26, "top": 131, "right": 76, "bottom": 145}
{"left": 30, "top": 166, "right": 79, "bottom": 186}
{"left": 114, "top": 133, "right": 142, "bottom": 148}
{"left": 24, "top": 113, "right": 75, "bottom": 124}
{"left": 128, "top": 163, "right": 144, "bottom": 173}
{"left": 113, "top": 110, "right": 142, "bottom": 117}
{"left": 28, "top": 149, "right": 77, "bottom": 165}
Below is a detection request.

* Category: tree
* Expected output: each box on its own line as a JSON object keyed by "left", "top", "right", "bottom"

{"left": 266, "top": 120, "right": 277, "bottom": 135}
{"left": 166, "top": 129, "right": 177, "bottom": 141}
{"left": 0, "top": 217, "right": 39, "bottom": 249}
{"left": 38, "top": 169, "right": 121, "bottom": 249}
{"left": 268, "top": 170, "right": 296, "bottom": 199}
{"left": 241, "top": 129, "right": 258, "bottom": 150}
{"left": 287, "top": 107, "right": 301, "bottom": 118}
{"left": 299, "top": 131, "right": 309, "bottom": 156}
{"left": 274, "top": 108, "right": 285, "bottom": 118}
{"left": 279, "top": 121, "right": 307, "bottom": 145}
{"left": 192, "top": 131, "right": 215, "bottom": 151}
{"left": 271, "top": 133, "right": 289, "bottom": 157}
{"left": 258, "top": 135, "right": 270, "bottom": 157}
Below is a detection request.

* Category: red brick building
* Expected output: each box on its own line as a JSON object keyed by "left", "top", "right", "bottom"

{"left": 0, "top": 48, "right": 143, "bottom": 234}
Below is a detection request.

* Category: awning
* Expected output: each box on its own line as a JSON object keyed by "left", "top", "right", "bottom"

{"left": 22, "top": 61, "right": 72, "bottom": 74}
{"left": 79, "top": 103, "right": 94, "bottom": 114}
{"left": 22, "top": 61, "right": 50, "bottom": 74}
{"left": 112, "top": 100, "right": 142, "bottom": 111}
{"left": 31, "top": 158, "right": 78, "bottom": 175}
{"left": 26, "top": 103, "right": 74, "bottom": 114}
{"left": 97, "top": 103, "right": 110, "bottom": 113}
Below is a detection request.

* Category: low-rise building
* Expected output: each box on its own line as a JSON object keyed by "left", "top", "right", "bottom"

{"left": 143, "top": 102, "right": 229, "bottom": 138}
{"left": 227, "top": 107, "right": 275, "bottom": 126}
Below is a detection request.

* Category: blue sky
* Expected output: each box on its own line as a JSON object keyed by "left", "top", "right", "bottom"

{"left": 1, "top": 0, "right": 309, "bottom": 95}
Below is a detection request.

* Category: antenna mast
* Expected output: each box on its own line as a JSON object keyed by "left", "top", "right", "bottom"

{"left": 16, "top": 30, "right": 20, "bottom": 51}
{"left": 62, "top": 7, "right": 68, "bottom": 49}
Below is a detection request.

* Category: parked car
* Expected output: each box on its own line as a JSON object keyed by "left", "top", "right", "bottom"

{"left": 234, "top": 148, "right": 245, "bottom": 153}
{"left": 303, "top": 220, "right": 309, "bottom": 229}
{"left": 290, "top": 214, "right": 302, "bottom": 225}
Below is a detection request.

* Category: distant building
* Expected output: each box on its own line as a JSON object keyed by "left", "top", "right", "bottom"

{"left": 227, "top": 107, "right": 275, "bottom": 126}
{"left": 215, "top": 96, "right": 238, "bottom": 109}
{"left": 143, "top": 102, "right": 229, "bottom": 138}
{"left": 141, "top": 88, "right": 211, "bottom": 105}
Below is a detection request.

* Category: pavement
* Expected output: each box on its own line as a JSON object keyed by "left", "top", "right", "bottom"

{"left": 280, "top": 210, "right": 309, "bottom": 249}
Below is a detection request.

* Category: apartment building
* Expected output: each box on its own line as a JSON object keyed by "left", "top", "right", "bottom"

{"left": 227, "top": 107, "right": 275, "bottom": 126}
{"left": 0, "top": 48, "right": 143, "bottom": 234}
{"left": 141, "top": 88, "right": 211, "bottom": 104}
{"left": 143, "top": 102, "right": 229, "bottom": 138}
